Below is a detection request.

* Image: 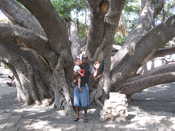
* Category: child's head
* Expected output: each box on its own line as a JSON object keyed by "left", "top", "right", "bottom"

{"left": 94, "top": 61, "right": 100, "bottom": 69}
{"left": 74, "top": 57, "right": 81, "bottom": 65}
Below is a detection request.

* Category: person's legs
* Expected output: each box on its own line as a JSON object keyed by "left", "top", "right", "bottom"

{"left": 80, "top": 86, "right": 89, "bottom": 107}
{"left": 73, "top": 87, "right": 80, "bottom": 121}
{"left": 80, "top": 86, "right": 89, "bottom": 122}
{"left": 83, "top": 107, "right": 88, "bottom": 122}
{"left": 84, "top": 108, "right": 87, "bottom": 114}
{"left": 74, "top": 107, "right": 80, "bottom": 121}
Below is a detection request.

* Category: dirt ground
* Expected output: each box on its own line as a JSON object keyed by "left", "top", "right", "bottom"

{"left": 1, "top": 68, "right": 175, "bottom": 131}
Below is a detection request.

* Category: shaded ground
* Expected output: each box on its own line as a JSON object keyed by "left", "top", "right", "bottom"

{"left": 1, "top": 68, "right": 175, "bottom": 130}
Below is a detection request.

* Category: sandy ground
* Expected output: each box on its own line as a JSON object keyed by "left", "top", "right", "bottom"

{"left": 1, "top": 68, "right": 175, "bottom": 130}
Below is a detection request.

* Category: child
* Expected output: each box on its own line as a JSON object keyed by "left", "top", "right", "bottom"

{"left": 93, "top": 61, "right": 103, "bottom": 80}
{"left": 73, "top": 58, "right": 84, "bottom": 86}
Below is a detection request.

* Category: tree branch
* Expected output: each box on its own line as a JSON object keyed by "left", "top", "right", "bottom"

{"left": 127, "top": 63, "right": 175, "bottom": 83}
{"left": 18, "top": 0, "right": 74, "bottom": 80}
{"left": 153, "top": 47, "right": 175, "bottom": 58}
{"left": 0, "top": 23, "right": 49, "bottom": 56}
{"left": 18, "top": 0, "right": 69, "bottom": 53}
{"left": 111, "top": 0, "right": 163, "bottom": 68}
{"left": 86, "top": 0, "right": 102, "bottom": 10}
{"left": 111, "top": 15, "right": 175, "bottom": 86}
{"left": 86, "top": 0, "right": 106, "bottom": 61}
{"left": 105, "top": 0, "right": 125, "bottom": 25}
{"left": 0, "top": 0, "right": 45, "bottom": 36}
{"left": 0, "top": 43, "right": 53, "bottom": 104}
{"left": 120, "top": 72, "right": 175, "bottom": 96}
{"left": 0, "top": 23, "right": 60, "bottom": 70}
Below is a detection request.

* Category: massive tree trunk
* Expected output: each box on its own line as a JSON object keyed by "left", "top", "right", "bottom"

{"left": 0, "top": 0, "right": 73, "bottom": 110}
{"left": 86, "top": 0, "right": 125, "bottom": 97}
{"left": 87, "top": 0, "right": 175, "bottom": 106}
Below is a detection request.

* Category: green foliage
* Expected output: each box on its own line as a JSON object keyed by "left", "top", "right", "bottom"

{"left": 124, "top": 1, "right": 140, "bottom": 13}
{"left": 77, "top": 23, "right": 88, "bottom": 39}
{"left": 164, "top": 0, "right": 175, "bottom": 16}
{"left": 114, "top": 34, "right": 126, "bottom": 45}
{"left": 51, "top": 0, "right": 86, "bottom": 19}
{"left": 123, "top": 0, "right": 140, "bottom": 31}
{"left": 50, "top": 0, "right": 174, "bottom": 42}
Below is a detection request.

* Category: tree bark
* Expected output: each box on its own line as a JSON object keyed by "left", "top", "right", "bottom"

{"left": 86, "top": 0, "right": 125, "bottom": 96}
{"left": 111, "top": 15, "right": 175, "bottom": 89}
{"left": 127, "top": 63, "right": 175, "bottom": 83}
{"left": 86, "top": 0, "right": 106, "bottom": 61}
{"left": 0, "top": 42, "right": 53, "bottom": 105}
{"left": 0, "top": 23, "right": 48, "bottom": 55}
{"left": 0, "top": 0, "right": 45, "bottom": 36}
{"left": 1, "top": 0, "right": 175, "bottom": 112}
{"left": 102, "top": 0, "right": 125, "bottom": 93}
{"left": 111, "top": 0, "right": 161, "bottom": 68}
{"left": 19, "top": 0, "right": 74, "bottom": 85}
{"left": 153, "top": 47, "right": 175, "bottom": 59}
{"left": 120, "top": 72, "right": 175, "bottom": 96}
{"left": 11, "top": 0, "right": 74, "bottom": 109}
{"left": 19, "top": 0, "right": 69, "bottom": 53}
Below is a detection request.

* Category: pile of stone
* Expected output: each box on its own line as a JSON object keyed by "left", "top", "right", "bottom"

{"left": 100, "top": 92, "right": 128, "bottom": 122}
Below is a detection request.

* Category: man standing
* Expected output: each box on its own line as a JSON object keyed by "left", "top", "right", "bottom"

{"left": 73, "top": 56, "right": 90, "bottom": 122}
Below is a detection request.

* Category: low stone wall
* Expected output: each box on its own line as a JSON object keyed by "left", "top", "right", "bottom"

{"left": 100, "top": 92, "right": 128, "bottom": 122}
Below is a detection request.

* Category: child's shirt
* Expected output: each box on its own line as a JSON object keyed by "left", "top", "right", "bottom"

{"left": 73, "top": 65, "right": 81, "bottom": 73}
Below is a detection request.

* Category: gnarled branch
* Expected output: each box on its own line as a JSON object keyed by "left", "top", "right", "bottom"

{"left": 153, "top": 47, "right": 175, "bottom": 59}
{"left": 120, "top": 72, "right": 175, "bottom": 96}
{"left": 111, "top": 15, "right": 175, "bottom": 87}
{"left": 0, "top": 0, "right": 45, "bottom": 36}
{"left": 0, "top": 23, "right": 49, "bottom": 56}
{"left": 128, "top": 63, "right": 175, "bottom": 83}
{"left": 18, "top": 0, "right": 69, "bottom": 53}
{"left": 105, "top": 0, "right": 125, "bottom": 25}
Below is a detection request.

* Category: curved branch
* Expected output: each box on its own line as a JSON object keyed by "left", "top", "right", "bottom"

{"left": 0, "top": 0, "right": 45, "bottom": 36}
{"left": 153, "top": 47, "right": 175, "bottom": 58}
{"left": 18, "top": 0, "right": 74, "bottom": 80}
{"left": 0, "top": 23, "right": 49, "bottom": 56}
{"left": 111, "top": 0, "right": 162, "bottom": 68}
{"left": 18, "top": 0, "right": 69, "bottom": 53}
{"left": 0, "top": 40, "right": 54, "bottom": 96}
{"left": 119, "top": 72, "right": 175, "bottom": 96}
{"left": 127, "top": 63, "right": 175, "bottom": 83}
{"left": 138, "top": 46, "right": 175, "bottom": 63}
{"left": 105, "top": 0, "right": 125, "bottom": 25}
{"left": 0, "top": 41, "right": 48, "bottom": 72}
{"left": 111, "top": 15, "right": 175, "bottom": 87}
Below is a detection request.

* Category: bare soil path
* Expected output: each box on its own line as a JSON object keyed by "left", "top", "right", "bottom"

{"left": 1, "top": 68, "right": 175, "bottom": 131}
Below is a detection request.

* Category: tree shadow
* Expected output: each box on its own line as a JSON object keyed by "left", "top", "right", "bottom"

{"left": 0, "top": 92, "right": 21, "bottom": 111}
{"left": 2, "top": 82, "right": 175, "bottom": 130}
{"left": 131, "top": 83, "right": 175, "bottom": 113}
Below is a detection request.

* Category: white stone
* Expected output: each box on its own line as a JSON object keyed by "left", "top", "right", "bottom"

{"left": 100, "top": 93, "right": 128, "bottom": 121}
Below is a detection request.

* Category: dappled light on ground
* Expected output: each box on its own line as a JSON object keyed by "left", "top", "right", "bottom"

{"left": 1, "top": 69, "right": 175, "bottom": 130}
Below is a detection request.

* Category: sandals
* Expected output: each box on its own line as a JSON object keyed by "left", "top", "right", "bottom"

{"left": 74, "top": 115, "right": 88, "bottom": 122}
